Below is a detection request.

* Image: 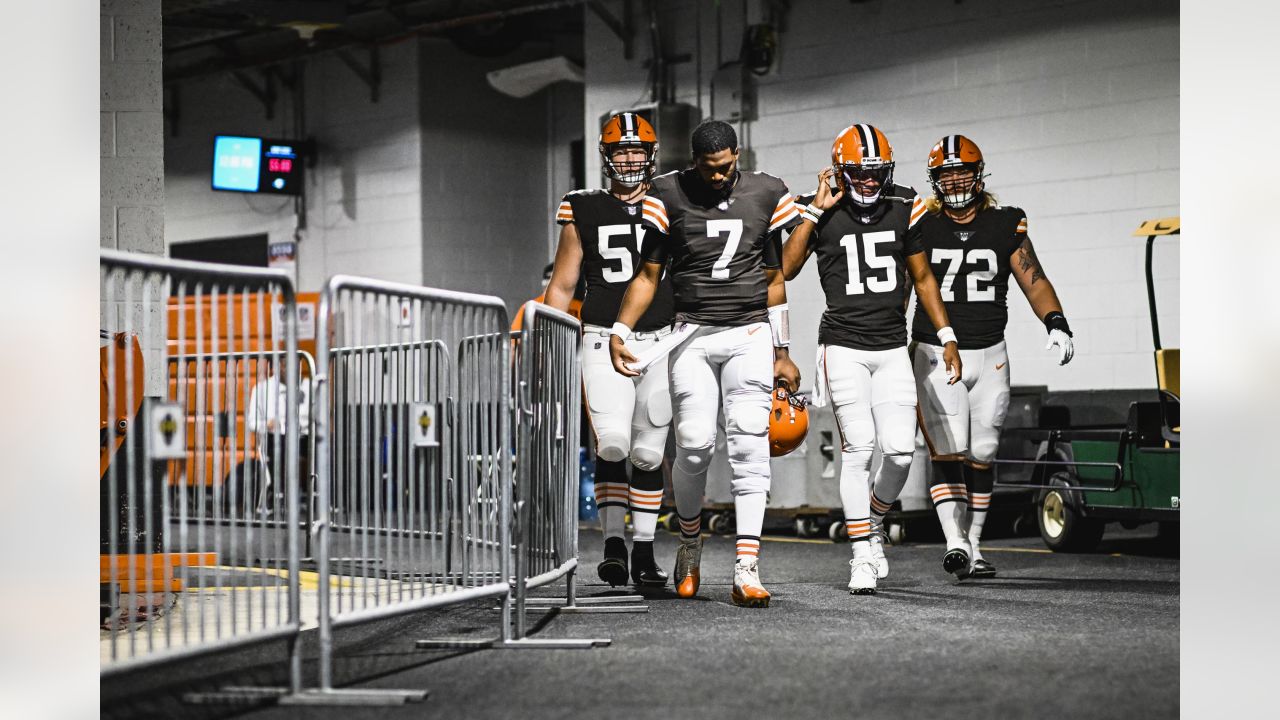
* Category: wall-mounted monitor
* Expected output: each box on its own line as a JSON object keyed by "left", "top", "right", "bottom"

{"left": 212, "top": 135, "right": 304, "bottom": 195}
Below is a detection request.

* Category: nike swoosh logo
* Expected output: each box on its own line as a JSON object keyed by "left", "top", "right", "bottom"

{"left": 748, "top": 326, "right": 761, "bottom": 335}
{"left": 995, "top": 362, "right": 1006, "bottom": 371}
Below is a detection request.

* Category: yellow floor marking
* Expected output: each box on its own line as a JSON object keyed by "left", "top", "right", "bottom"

{"left": 981, "top": 547, "right": 1053, "bottom": 555}
{"left": 761, "top": 536, "right": 831, "bottom": 545}
{"left": 183, "top": 565, "right": 353, "bottom": 591}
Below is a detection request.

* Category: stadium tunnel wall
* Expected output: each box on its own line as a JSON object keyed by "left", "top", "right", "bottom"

{"left": 163, "top": 37, "right": 582, "bottom": 314}
{"left": 102, "top": 0, "right": 165, "bottom": 395}
{"left": 583, "top": 0, "right": 1179, "bottom": 392}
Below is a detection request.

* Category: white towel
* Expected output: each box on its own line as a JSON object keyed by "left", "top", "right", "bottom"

{"left": 625, "top": 322, "right": 700, "bottom": 373}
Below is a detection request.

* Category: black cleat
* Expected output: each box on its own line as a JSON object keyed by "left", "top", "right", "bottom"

{"left": 630, "top": 541, "right": 669, "bottom": 587}
{"left": 943, "top": 547, "right": 970, "bottom": 577}
{"left": 969, "top": 558, "right": 997, "bottom": 578}
{"left": 597, "top": 537, "right": 629, "bottom": 587}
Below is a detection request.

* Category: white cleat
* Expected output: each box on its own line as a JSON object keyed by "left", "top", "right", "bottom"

{"left": 731, "top": 558, "right": 771, "bottom": 608}
{"left": 848, "top": 558, "right": 878, "bottom": 595}
{"left": 869, "top": 520, "right": 889, "bottom": 579}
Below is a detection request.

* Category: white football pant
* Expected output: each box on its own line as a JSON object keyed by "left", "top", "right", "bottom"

{"left": 913, "top": 340, "right": 1011, "bottom": 464}
{"left": 581, "top": 325, "right": 672, "bottom": 470}
{"left": 666, "top": 323, "right": 774, "bottom": 538}
{"left": 817, "top": 344, "right": 917, "bottom": 533}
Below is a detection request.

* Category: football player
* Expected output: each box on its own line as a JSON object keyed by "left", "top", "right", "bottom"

{"left": 784, "top": 124, "right": 960, "bottom": 594}
{"left": 609, "top": 120, "right": 802, "bottom": 608}
{"left": 910, "top": 134, "right": 1075, "bottom": 578}
{"left": 544, "top": 112, "right": 676, "bottom": 587}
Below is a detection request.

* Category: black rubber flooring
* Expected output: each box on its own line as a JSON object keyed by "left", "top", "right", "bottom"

{"left": 102, "top": 525, "right": 1178, "bottom": 720}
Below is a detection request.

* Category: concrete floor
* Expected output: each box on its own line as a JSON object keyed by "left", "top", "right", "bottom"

{"left": 102, "top": 524, "right": 1178, "bottom": 720}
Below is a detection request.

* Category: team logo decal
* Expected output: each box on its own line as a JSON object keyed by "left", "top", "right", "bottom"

{"left": 954, "top": 231, "right": 975, "bottom": 242}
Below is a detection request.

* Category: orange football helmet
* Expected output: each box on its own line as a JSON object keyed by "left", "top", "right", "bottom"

{"left": 926, "top": 134, "right": 986, "bottom": 209}
{"left": 599, "top": 112, "right": 658, "bottom": 186}
{"left": 830, "top": 123, "right": 895, "bottom": 208}
{"left": 769, "top": 385, "right": 809, "bottom": 457}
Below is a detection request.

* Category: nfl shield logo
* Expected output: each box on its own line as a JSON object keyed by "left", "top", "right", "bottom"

{"left": 626, "top": 205, "right": 638, "bottom": 216}
{"left": 955, "top": 231, "right": 974, "bottom": 242}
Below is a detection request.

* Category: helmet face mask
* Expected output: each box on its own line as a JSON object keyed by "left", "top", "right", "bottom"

{"left": 836, "top": 161, "right": 895, "bottom": 208}
{"left": 928, "top": 162, "right": 984, "bottom": 209}
{"left": 599, "top": 112, "right": 659, "bottom": 188}
{"left": 601, "top": 141, "right": 656, "bottom": 187}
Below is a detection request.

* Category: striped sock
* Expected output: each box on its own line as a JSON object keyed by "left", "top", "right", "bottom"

{"left": 930, "top": 460, "right": 970, "bottom": 548}
{"left": 594, "top": 459, "right": 630, "bottom": 540}
{"left": 628, "top": 467, "right": 664, "bottom": 543}
{"left": 869, "top": 491, "right": 893, "bottom": 522}
{"left": 678, "top": 513, "right": 702, "bottom": 539}
{"left": 846, "top": 517, "right": 872, "bottom": 543}
{"left": 965, "top": 462, "right": 994, "bottom": 559}
{"left": 735, "top": 535, "right": 761, "bottom": 563}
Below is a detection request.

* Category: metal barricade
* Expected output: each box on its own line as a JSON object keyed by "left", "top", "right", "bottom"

{"left": 99, "top": 250, "right": 303, "bottom": 692}
{"left": 286, "top": 276, "right": 513, "bottom": 705}
{"left": 497, "top": 302, "right": 641, "bottom": 647}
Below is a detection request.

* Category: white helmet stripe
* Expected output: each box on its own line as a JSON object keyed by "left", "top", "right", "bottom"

{"left": 859, "top": 124, "right": 878, "bottom": 159}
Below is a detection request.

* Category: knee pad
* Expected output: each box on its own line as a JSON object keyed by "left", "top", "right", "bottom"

{"left": 968, "top": 439, "right": 998, "bottom": 465}
{"left": 881, "top": 451, "right": 912, "bottom": 471}
{"left": 595, "top": 434, "right": 629, "bottom": 464}
{"left": 726, "top": 411, "right": 771, "bottom": 496}
{"left": 629, "top": 445, "right": 664, "bottom": 472}
{"left": 674, "top": 443, "right": 713, "bottom": 476}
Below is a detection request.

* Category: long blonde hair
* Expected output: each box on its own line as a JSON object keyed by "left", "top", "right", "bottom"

{"left": 924, "top": 190, "right": 999, "bottom": 215}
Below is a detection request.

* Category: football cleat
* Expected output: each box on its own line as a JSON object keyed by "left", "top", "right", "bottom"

{"left": 848, "top": 558, "right": 878, "bottom": 595}
{"left": 969, "top": 558, "right": 997, "bottom": 578}
{"left": 597, "top": 537, "right": 629, "bottom": 587}
{"left": 868, "top": 519, "right": 889, "bottom": 579}
{"left": 942, "top": 546, "right": 971, "bottom": 578}
{"left": 630, "top": 542, "right": 669, "bottom": 587}
{"left": 731, "top": 558, "right": 771, "bottom": 608}
{"left": 673, "top": 536, "right": 703, "bottom": 598}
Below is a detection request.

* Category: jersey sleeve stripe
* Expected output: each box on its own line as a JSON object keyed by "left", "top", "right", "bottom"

{"left": 641, "top": 207, "right": 669, "bottom": 233}
{"left": 769, "top": 205, "right": 801, "bottom": 231}
{"left": 1016, "top": 217, "right": 1028, "bottom": 233}
{"left": 908, "top": 197, "right": 927, "bottom": 228}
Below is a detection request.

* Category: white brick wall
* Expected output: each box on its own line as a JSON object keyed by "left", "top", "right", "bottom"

{"left": 584, "top": 0, "right": 1178, "bottom": 391}
{"left": 165, "top": 41, "right": 425, "bottom": 291}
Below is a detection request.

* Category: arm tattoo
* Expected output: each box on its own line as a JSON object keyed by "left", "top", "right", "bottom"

{"left": 1017, "top": 236, "right": 1045, "bottom": 284}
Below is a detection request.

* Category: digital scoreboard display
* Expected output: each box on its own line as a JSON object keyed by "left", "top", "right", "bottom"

{"left": 212, "top": 135, "right": 304, "bottom": 195}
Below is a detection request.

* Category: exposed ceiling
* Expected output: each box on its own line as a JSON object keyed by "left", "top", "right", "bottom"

{"left": 163, "top": 0, "right": 594, "bottom": 84}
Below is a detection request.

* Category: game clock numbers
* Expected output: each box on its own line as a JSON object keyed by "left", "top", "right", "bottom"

{"left": 212, "top": 135, "right": 305, "bottom": 196}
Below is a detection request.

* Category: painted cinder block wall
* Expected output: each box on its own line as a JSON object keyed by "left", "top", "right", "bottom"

{"left": 582, "top": 0, "right": 1178, "bottom": 392}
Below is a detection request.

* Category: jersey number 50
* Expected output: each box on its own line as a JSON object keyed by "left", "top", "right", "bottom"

{"left": 598, "top": 224, "right": 646, "bottom": 283}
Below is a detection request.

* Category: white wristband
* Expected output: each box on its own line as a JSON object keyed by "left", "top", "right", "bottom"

{"left": 768, "top": 303, "right": 790, "bottom": 347}
{"left": 937, "top": 326, "right": 957, "bottom": 346}
{"left": 609, "top": 322, "right": 631, "bottom": 339}
{"left": 802, "top": 206, "right": 823, "bottom": 224}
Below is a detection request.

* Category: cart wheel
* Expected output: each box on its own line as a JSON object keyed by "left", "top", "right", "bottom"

{"left": 793, "top": 517, "right": 820, "bottom": 538}
{"left": 828, "top": 520, "right": 847, "bottom": 543}
{"left": 708, "top": 512, "right": 732, "bottom": 535}
{"left": 1038, "top": 476, "right": 1105, "bottom": 552}
{"left": 886, "top": 522, "right": 905, "bottom": 545}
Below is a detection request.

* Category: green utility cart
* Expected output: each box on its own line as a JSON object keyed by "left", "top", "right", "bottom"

{"left": 993, "top": 217, "right": 1180, "bottom": 552}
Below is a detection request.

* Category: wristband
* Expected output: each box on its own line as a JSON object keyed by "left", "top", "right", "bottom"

{"left": 802, "top": 206, "right": 823, "bottom": 224}
{"left": 936, "top": 326, "right": 958, "bottom": 346}
{"left": 768, "top": 304, "right": 791, "bottom": 347}
{"left": 609, "top": 321, "right": 631, "bottom": 339}
{"left": 1042, "top": 311, "right": 1073, "bottom": 337}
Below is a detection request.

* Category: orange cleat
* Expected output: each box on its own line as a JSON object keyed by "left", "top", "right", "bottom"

{"left": 673, "top": 536, "right": 703, "bottom": 598}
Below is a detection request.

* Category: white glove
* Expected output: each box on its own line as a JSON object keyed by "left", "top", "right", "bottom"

{"left": 1046, "top": 329, "right": 1074, "bottom": 365}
